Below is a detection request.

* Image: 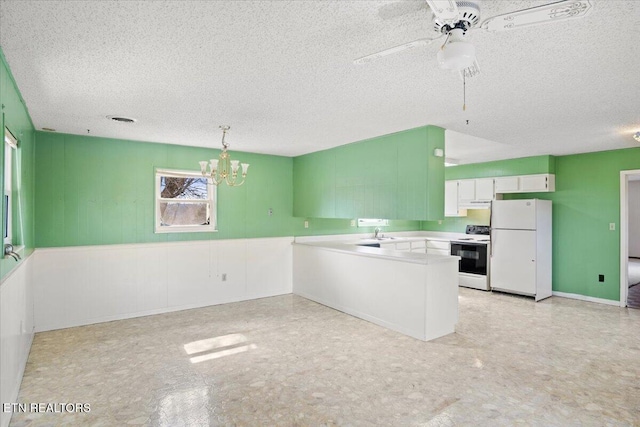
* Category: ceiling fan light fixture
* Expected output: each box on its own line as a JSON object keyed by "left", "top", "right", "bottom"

{"left": 437, "top": 41, "right": 476, "bottom": 70}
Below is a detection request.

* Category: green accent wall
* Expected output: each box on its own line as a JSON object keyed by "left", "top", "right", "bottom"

{"left": 445, "top": 155, "right": 555, "bottom": 180}
{"left": 35, "top": 132, "right": 295, "bottom": 247}
{"left": 293, "top": 126, "right": 445, "bottom": 220}
{"left": 0, "top": 49, "right": 36, "bottom": 279}
{"left": 426, "top": 151, "right": 640, "bottom": 302}
{"left": 422, "top": 209, "right": 491, "bottom": 233}
{"left": 292, "top": 218, "right": 421, "bottom": 237}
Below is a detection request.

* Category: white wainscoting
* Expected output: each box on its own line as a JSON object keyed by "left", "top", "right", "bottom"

{"left": 0, "top": 256, "right": 34, "bottom": 427}
{"left": 33, "top": 237, "right": 293, "bottom": 332}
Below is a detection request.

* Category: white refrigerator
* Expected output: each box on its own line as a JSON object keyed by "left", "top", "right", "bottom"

{"left": 490, "top": 199, "right": 552, "bottom": 301}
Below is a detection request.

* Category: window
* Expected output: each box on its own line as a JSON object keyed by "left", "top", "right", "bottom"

{"left": 357, "top": 218, "right": 389, "bottom": 227}
{"left": 155, "top": 169, "right": 216, "bottom": 233}
{"left": 4, "top": 128, "right": 17, "bottom": 245}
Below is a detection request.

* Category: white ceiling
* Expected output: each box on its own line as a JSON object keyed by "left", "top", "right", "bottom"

{"left": 0, "top": 1, "right": 638, "bottom": 163}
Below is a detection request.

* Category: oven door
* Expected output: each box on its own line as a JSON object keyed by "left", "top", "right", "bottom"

{"left": 450, "top": 242, "right": 488, "bottom": 276}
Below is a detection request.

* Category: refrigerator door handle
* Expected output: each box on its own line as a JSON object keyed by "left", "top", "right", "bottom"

{"left": 490, "top": 230, "right": 495, "bottom": 257}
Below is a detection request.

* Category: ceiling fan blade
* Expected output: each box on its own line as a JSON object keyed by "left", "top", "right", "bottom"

{"left": 425, "top": 0, "right": 460, "bottom": 25}
{"left": 354, "top": 37, "right": 439, "bottom": 65}
{"left": 480, "top": 0, "right": 593, "bottom": 32}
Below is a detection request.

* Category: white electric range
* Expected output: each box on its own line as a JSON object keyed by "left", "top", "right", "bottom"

{"left": 450, "top": 225, "right": 491, "bottom": 291}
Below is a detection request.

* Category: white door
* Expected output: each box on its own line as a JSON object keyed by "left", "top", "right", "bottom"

{"left": 490, "top": 229, "right": 537, "bottom": 295}
{"left": 492, "top": 199, "right": 537, "bottom": 230}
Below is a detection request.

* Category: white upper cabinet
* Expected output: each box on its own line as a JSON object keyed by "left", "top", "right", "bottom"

{"left": 494, "top": 174, "right": 555, "bottom": 193}
{"left": 494, "top": 176, "right": 520, "bottom": 193}
{"left": 444, "top": 180, "right": 467, "bottom": 217}
{"left": 458, "top": 180, "right": 476, "bottom": 204}
{"left": 456, "top": 178, "right": 493, "bottom": 208}
{"left": 447, "top": 174, "right": 555, "bottom": 200}
{"left": 475, "top": 178, "right": 495, "bottom": 201}
{"left": 520, "top": 174, "right": 555, "bottom": 192}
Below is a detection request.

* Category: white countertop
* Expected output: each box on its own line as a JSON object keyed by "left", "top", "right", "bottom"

{"left": 295, "top": 230, "right": 490, "bottom": 244}
{"left": 293, "top": 240, "right": 460, "bottom": 265}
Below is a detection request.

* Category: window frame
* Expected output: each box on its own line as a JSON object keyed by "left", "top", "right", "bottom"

{"left": 4, "top": 128, "right": 17, "bottom": 245}
{"left": 154, "top": 168, "right": 217, "bottom": 234}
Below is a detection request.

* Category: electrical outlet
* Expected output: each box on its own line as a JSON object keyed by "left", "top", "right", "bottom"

{"left": 350, "top": 220, "right": 356, "bottom": 227}
{"left": 304, "top": 220, "right": 309, "bottom": 229}
{"left": 598, "top": 274, "right": 604, "bottom": 282}
{"left": 268, "top": 208, "right": 273, "bottom": 216}
{"left": 221, "top": 273, "right": 227, "bottom": 281}
{"left": 609, "top": 223, "right": 615, "bottom": 231}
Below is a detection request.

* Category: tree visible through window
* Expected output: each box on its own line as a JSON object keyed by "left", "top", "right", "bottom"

{"left": 155, "top": 170, "right": 216, "bottom": 233}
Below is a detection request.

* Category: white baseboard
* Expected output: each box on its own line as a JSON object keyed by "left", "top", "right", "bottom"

{"left": 552, "top": 291, "right": 621, "bottom": 307}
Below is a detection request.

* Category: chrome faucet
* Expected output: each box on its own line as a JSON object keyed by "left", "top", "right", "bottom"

{"left": 4, "top": 244, "right": 21, "bottom": 261}
{"left": 374, "top": 227, "right": 380, "bottom": 238}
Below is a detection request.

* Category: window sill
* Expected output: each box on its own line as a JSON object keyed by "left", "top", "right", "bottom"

{"left": 154, "top": 227, "right": 218, "bottom": 234}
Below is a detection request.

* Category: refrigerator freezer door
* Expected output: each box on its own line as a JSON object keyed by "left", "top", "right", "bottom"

{"left": 492, "top": 199, "right": 537, "bottom": 230}
{"left": 490, "top": 229, "right": 536, "bottom": 295}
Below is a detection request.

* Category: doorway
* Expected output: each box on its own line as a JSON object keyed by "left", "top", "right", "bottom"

{"left": 620, "top": 170, "right": 640, "bottom": 308}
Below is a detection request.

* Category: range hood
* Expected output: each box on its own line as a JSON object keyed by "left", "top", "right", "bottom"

{"left": 458, "top": 200, "right": 492, "bottom": 209}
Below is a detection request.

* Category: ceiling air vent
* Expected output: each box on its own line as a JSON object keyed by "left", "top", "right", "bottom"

{"left": 107, "top": 115, "right": 137, "bottom": 123}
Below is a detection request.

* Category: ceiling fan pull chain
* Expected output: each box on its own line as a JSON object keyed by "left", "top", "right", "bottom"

{"left": 463, "top": 72, "right": 466, "bottom": 111}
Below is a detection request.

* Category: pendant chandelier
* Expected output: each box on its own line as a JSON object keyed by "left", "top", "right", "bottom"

{"left": 199, "top": 125, "right": 249, "bottom": 186}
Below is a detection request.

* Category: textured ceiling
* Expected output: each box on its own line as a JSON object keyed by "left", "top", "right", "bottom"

{"left": 0, "top": 0, "right": 639, "bottom": 163}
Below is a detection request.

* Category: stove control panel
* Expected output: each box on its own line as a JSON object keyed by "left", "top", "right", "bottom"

{"left": 465, "top": 225, "right": 491, "bottom": 235}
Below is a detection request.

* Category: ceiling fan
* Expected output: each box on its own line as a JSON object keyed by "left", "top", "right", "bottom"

{"left": 354, "top": 0, "right": 593, "bottom": 79}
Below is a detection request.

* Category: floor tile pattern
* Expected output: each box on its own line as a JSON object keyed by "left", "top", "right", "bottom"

{"left": 10, "top": 288, "right": 640, "bottom": 426}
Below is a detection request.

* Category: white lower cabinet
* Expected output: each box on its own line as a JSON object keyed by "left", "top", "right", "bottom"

{"left": 426, "top": 240, "right": 451, "bottom": 256}
{"left": 381, "top": 240, "right": 428, "bottom": 253}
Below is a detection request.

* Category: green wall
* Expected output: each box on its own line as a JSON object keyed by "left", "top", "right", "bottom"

{"left": 427, "top": 151, "right": 640, "bottom": 302}
{"left": 293, "top": 126, "right": 445, "bottom": 220}
{"left": 293, "top": 218, "right": 421, "bottom": 237}
{"left": 35, "top": 132, "right": 295, "bottom": 247}
{"left": 0, "top": 50, "right": 36, "bottom": 279}
{"left": 422, "top": 209, "right": 491, "bottom": 233}
{"left": 444, "top": 155, "right": 555, "bottom": 180}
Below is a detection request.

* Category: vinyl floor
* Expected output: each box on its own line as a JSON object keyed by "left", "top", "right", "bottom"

{"left": 10, "top": 288, "right": 640, "bottom": 426}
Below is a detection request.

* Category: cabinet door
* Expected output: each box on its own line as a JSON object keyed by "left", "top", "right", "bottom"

{"left": 458, "top": 179, "right": 476, "bottom": 202}
{"left": 475, "top": 178, "right": 494, "bottom": 201}
{"left": 520, "top": 174, "right": 549, "bottom": 192}
{"left": 445, "top": 181, "right": 461, "bottom": 217}
{"left": 494, "top": 176, "right": 520, "bottom": 193}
